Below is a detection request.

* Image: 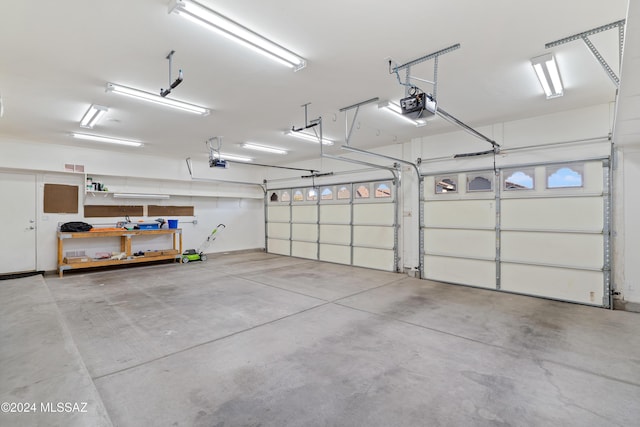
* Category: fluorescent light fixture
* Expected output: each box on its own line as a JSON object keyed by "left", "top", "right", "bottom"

{"left": 285, "top": 130, "right": 334, "bottom": 145}
{"left": 240, "top": 142, "right": 288, "bottom": 155}
{"left": 378, "top": 101, "right": 427, "bottom": 127}
{"left": 106, "top": 83, "right": 210, "bottom": 115}
{"left": 531, "top": 54, "right": 563, "bottom": 98}
{"left": 79, "top": 104, "right": 108, "bottom": 128}
{"left": 112, "top": 193, "right": 170, "bottom": 199}
{"left": 168, "top": 0, "right": 306, "bottom": 71}
{"left": 213, "top": 152, "right": 253, "bottom": 162}
{"left": 71, "top": 132, "right": 143, "bottom": 147}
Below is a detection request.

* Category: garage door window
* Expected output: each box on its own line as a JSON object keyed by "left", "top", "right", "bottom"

{"left": 435, "top": 177, "right": 457, "bottom": 193}
{"left": 503, "top": 169, "right": 534, "bottom": 190}
{"left": 270, "top": 192, "right": 279, "bottom": 202}
{"left": 293, "top": 189, "right": 304, "bottom": 202}
{"left": 307, "top": 188, "right": 318, "bottom": 201}
{"left": 355, "top": 184, "right": 370, "bottom": 199}
{"left": 467, "top": 174, "right": 493, "bottom": 192}
{"left": 337, "top": 186, "right": 351, "bottom": 200}
{"left": 547, "top": 164, "right": 583, "bottom": 188}
{"left": 375, "top": 182, "right": 392, "bottom": 198}
{"left": 281, "top": 191, "right": 291, "bottom": 202}
{"left": 321, "top": 187, "right": 334, "bottom": 200}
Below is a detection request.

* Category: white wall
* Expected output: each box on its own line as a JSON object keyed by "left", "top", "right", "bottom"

{"left": 0, "top": 139, "right": 266, "bottom": 272}
{"left": 615, "top": 145, "right": 640, "bottom": 304}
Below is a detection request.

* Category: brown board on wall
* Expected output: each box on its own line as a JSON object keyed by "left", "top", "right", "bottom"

{"left": 84, "top": 205, "right": 144, "bottom": 217}
{"left": 44, "top": 184, "right": 79, "bottom": 213}
{"left": 148, "top": 205, "right": 194, "bottom": 216}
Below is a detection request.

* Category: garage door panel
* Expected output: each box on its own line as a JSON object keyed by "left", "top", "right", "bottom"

{"left": 292, "top": 241, "right": 317, "bottom": 260}
{"left": 267, "top": 206, "right": 290, "bottom": 222}
{"left": 319, "top": 225, "right": 350, "bottom": 245}
{"left": 501, "top": 198, "right": 603, "bottom": 231}
{"left": 353, "top": 204, "right": 394, "bottom": 225}
{"left": 292, "top": 205, "right": 317, "bottom": 222}
{"left": 267, "top": 222, "right": 290, "bottom": 239}
{"left": 267, "top": 239, "right": 290, "bottom": 256}
{"left": 424, "top": 256, "right": 496, "bottom": 289}
{"left": 292, "top": 224, "right": 317, "bottom": 241}
{"left": 501, "top": 264, "right": 603, "bottom": 305}
{"left": 424, "top": 229, "right": 495, "bottom": 259}
{"left": 501, "top": 232, "right": 603, "bottom": 269}
{"left": 319, "top": 244, "right": 351, "bottom": 265}
{"left": 424, "top": 200, "right": 495, "bottom": 228}
{"left": 353, "top": 226, "right": 394, "bottom": 249}
{"left": 353, "top": 248, "right": 395, "bottom": 271}
{"left": 320, "top": 205, "right": 350, "bottom": 224}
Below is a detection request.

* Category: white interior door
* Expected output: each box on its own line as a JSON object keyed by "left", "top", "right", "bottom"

{"left": 0, "top": 172, "right": 37, "bottom": 274}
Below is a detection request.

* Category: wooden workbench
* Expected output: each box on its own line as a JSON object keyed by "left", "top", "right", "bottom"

{"left": 57, "top": 228, "right": 182, "bottom": 277}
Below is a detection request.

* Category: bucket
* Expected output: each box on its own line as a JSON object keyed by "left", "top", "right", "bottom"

{"left": 168, "top": 219, "right": 179, "bottom": 229}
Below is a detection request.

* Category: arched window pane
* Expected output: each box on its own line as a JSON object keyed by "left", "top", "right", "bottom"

{"left": 321, "top": 187, "right": 333, "bottom": 200}
{"left": 504, "top": 169, "right": 534, "bottom": 190}
{"left": 355, "top": 185, "right": 370, "bottom": 198}
{"left": 436, "top": 177, "right": 457, "bottom": 193}
{"left": 293, "top": 189, "right": 304, "bottom": 201}
{"left": 337, "top": 186, "right": 351, "bottom": 200}
{"left": 307, "top": 188, "right": 318, "bottom": 201}
{"left": 281, "top": 191, "right": 291, "bottom": 202}
{"left": 375, "top": 182, "right": 392, "bottom": 198}
{"left": 547, "top": 165, "right": 583, "bottom": 188}
{"left": 467, "top": 175, "right": 492, "bottom": 192}
{"left": 270, "top": 192, "right": 279, "bottom": 202}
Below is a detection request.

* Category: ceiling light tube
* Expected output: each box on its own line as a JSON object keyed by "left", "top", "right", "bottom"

{"left": 168, "top": 0, "right": 306, "bottom": 71}
{"left": 106, "top": 83, "right": 210, "bottom": 115}
{"left": 71, "top": 132, "right": 143, "bottom": 147}
{"left": 112, "top": 193, "right": 170, "bottom": 199}
{"left": 531, "top": 54, "right": 563, "bottom": 98}
{"left": 79, "top": 104, "right": 108, "bottom": 128}
{"left": 240, "top": 142, "right": 288, "bottom": 154}
{"left": 378, "top": 101, "right": 427, "bottom": 127}
{"left": 285, "top": 130, "right": 334, "bottom": 145}
{"left": 213, "top": 152, "right": 253, "bottom": 162}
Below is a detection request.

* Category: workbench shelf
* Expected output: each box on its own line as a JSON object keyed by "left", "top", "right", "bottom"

{"left": 57, "top": 228, "right": 183, "bottom": 277}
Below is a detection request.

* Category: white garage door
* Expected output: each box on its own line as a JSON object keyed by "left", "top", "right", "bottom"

{"left": 266, "top": 180, "right": 398, "bottom": 272}
{"left": 422, "top": 160, "right": 610, "bottom": 307}
{"left": 423, "top": 172, "right": 497, "bottom": 289}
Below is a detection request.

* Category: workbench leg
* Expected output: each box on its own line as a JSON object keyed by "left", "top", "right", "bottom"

{"left": 57, "top": 237, "right": 64, "bottom": 276}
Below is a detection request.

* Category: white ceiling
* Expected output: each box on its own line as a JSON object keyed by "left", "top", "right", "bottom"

{"left": 0, "top": 0, "right": 632, "bottom": 165}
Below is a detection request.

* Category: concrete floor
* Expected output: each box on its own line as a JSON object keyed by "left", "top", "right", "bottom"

{"left": 1, "top": 252, "right": 639, "bottom": 427}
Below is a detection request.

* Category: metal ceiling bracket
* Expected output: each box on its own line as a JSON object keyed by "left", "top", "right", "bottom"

{"left": 339, "top": 97, "right": 379, "bottom": 146}
{"left": 390, "top": 43, "right": 461, "bottom": 98}
{"left": 161, "top": 50, "right": 184, "bottom": 97}
{"left": 545, "top": 19, "right": 625, "bottom": 88}
{"left": 291, "top": 103, "right": 324, "bottom": 144}
{"left": 581, "top": 35, "right": 619, "bottom": 87}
